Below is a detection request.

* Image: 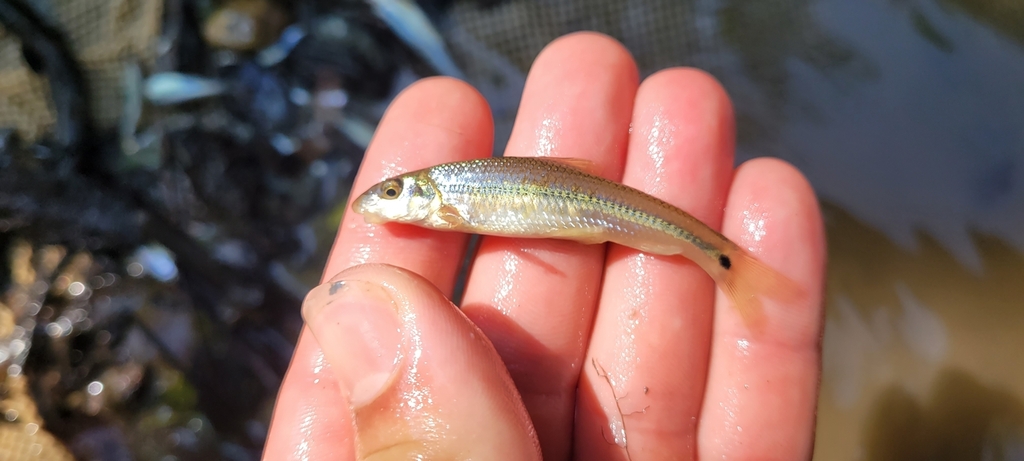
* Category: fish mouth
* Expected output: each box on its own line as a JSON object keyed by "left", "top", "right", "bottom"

{"left": 351, "top": 192, "right": 370, "bottom": 214}
{"left": 350, "top": 192, "right": 388, "bottom": 224}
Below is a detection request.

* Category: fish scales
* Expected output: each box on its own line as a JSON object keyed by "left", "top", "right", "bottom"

{"left": 351, "top": 156, "right": 805, "bottom": 329}
{"left": 426, "top": 158, "right": 704, "bottom": 250}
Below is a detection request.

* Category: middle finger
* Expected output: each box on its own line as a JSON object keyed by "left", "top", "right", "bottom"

{"left": 576, "top": 69, "right": 737, "bottom": 460}
{"left": 460, "top": 32, "right": 639, "bottom": 459}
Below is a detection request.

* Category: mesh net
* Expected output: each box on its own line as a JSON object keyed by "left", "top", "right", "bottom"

{"left": 440, "top": 0, "right": 742, "bottom": 152}
{"left": 52, "top": 0, "right": 163, "bottom": 129}
{"left": 443, "top": 0, "right": 844, "bottom": 156}
{"left": 0, "top": 1, "right": 162, "bottom": 458}
{"left": 0, "top": 0, "right": 162, "bottom": 143}
{"left": 0, "top": 28, "right": 56, "bottom": 143}
{"left": 447, "top": 0, "right": 722, "bottom": 75}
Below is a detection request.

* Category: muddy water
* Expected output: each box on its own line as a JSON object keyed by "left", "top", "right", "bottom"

{"left": 815, "top": 204, "right": 1024, "bottom": 460}
{"left": 762, "top": 0, "right": 1024, "bottom": 457}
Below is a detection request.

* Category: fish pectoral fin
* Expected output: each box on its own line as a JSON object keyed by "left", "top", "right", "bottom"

{"left": 537, "top": 157, "right": 600, "bottom": 176}
{"left": 436, "top": 204, "right": 465, "bottom": 229}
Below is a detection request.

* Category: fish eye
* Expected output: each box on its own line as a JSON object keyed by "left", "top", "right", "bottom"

{"left": 380, "top": 179, "right": 402, "bottom": 199}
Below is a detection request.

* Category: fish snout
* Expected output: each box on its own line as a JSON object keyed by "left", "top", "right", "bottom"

{"left": 351, "top": 191, "right": 372, "bottom": 214}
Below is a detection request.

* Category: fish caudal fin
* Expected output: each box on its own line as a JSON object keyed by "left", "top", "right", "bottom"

{"left": 717, "top": 249, "right": 805, "bottom": 332}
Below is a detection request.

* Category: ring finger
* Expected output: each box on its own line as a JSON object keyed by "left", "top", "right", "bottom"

{"left": 575, "top": 69, "right": 737, "bottom": 460}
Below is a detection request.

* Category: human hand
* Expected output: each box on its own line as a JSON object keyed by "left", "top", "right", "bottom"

{"left": 262, "top": 32, "right": 826, "bottom": 461}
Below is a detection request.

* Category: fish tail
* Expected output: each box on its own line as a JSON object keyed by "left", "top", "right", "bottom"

{"left": 715, "top": 248, "right": 805, "bottom": 331}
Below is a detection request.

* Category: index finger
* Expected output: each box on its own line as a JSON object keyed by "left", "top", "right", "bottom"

{"left": 264, "top": 77, "right": 494, "bottom": 461}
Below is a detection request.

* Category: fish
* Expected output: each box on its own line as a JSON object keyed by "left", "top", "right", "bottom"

{"left": 352, "top": 156, "right": 804, "bottom": 328}
{"left": 142, "top": 73, "right": 226, "bottom": 106}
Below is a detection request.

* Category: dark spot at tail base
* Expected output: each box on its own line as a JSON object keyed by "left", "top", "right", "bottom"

{"left": 719, "top": 254, "right": 732, "bottom": 269}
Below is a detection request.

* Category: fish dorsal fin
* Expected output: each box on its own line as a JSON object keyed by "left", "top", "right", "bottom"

{"left": 536, "top": 157, "right": 600, "bottom": 175}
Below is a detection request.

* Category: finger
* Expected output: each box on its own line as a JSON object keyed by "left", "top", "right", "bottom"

{"left": 459, "top": 32, "right": 638, "bottom": 459}
{"left": 575, "top": 69, "right": 736, "bottom": 460}
{"left": 264, "top": 78, "right": 494, "bottom": 461}
{"left": 324, "top": 77, "right": 495, "bottom": 289}
{"left": 302, "top": 263, "right": 541, "bottom": 460}
{"left": 698, "top": 158, "right": 826, "bottom": 460}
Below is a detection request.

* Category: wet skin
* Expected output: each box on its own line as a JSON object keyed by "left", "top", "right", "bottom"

{"left": 263, "top": 32, "right": 826, "bottom": 461}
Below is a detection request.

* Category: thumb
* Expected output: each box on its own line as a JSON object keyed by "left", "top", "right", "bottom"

{"left": 301, "top": 263, "right": 541, "bottom": 460}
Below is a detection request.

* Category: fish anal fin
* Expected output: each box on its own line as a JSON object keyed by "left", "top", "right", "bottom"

{"left": 536, "top": 157, "right": 601, "bottom": 175}
{"left": 546, "top": 227, "right": 609, "bottom": 246}
{"left": 572, "top": 232, "right": 609, "bottom": 246}
{"left": 633, "top": 241, "right": 683, "bottom": 256}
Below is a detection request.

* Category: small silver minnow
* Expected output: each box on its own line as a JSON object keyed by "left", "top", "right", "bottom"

{"left": 353, "top": 157, "right": 804, "bottom": 327}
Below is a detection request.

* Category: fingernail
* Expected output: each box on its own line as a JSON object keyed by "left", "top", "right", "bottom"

{"left": 302, "top": 278, "right": 403, "bottom": 408}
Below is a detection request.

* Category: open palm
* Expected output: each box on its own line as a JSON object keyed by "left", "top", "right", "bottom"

{"left": 264, "top": 32, "right": 825, "bottom": 461}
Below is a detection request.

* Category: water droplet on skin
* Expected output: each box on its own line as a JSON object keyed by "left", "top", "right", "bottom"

{"left": 535, "top": 118, "right": 560, "bottom": 158}
{"left": 737, "top": 339, "right": 750, "bottom": 356}
{"left": 644, "top": 113, "right": 676, "bottom": 196}
{"left": 742, "top": 206, "right": 768, "bottom": 243}
{"left": 492, "top": 253, "right": 522, "bottom": 315}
